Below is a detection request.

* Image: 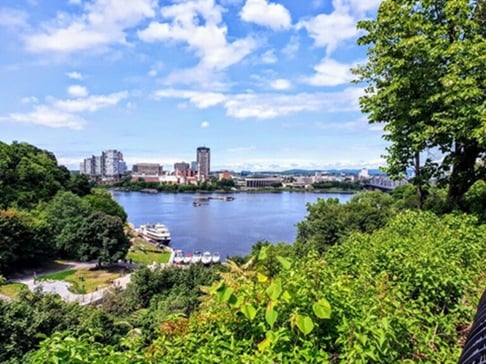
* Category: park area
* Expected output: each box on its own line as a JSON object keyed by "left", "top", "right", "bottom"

{"left": 0, "top": 239, "right": 171, "bottom": 300}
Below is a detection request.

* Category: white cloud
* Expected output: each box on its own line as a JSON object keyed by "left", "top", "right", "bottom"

{"left": 66, "top": 71, "right": 84, "bottom": 80}
{"left": 240, "top": 0, "right": 291, "bottom": 30}
{"left": 24, "top": 0, "right": 156, "bottom": 53}
{"left": 297, "top": 0, "right": 380, "bottom": 55}
{"left": 138, "top": 0, "right": 258, "bottom": 86}
{"left": 302, "top": 57, "right": 354, "bottom": 86}
{"left": 270, "top": 78, "right": 291, "bottom": 90}
{"left": 261, "top": 49, "right": 277, "bottom": 64}
{"left": 153, "top": 87, "right": 363, "bottom": 119}
{"left": 67, "top": 85, "right": 89, "bottom": 98}
{"left": 201, "top": 121, "right": 209, "bottom": 128}
{"left": 1, "top": 90, "right": 128, "bottom": 129}
{"left": 0, "top": 8, "right": 29, "bottom": 28}
{"left": 153, "top": 89, "right": 226, "bottom": 108}
{"left": 148, "top": 61, "right": 164, "bottom": 77}
{"left": 1, "top": 105, "right": 87, "bottom": 130}
{"left": 297, "top": 12, "right": 356, "bottom": 55}
{"left": 53, "top": 91, "right": 128, "bottom": 112}
{"left": 282, "top": 35, "right": 299, "bottom": 58}
{"left": 21, "top": 96, "right": 39, "bottom": 104}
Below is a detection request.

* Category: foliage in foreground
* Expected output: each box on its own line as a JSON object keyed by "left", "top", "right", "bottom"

{"left": 27, "top": 211, "right": 486, "bottom": 363}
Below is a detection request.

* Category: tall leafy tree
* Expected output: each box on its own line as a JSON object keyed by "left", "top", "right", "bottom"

{"left": 354, "top": 0, "right": 485, "bottom": 208}
{"left": 76, "top": 211, "right": 130, "bottom": 265}
{"left": 0, "top": 141, "right": 70, "bottom": 208}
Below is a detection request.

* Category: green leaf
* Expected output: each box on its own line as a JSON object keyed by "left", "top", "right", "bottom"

{"left": 296, "top": 314, "right": 314, "bottom": 335}
{"left": 281, "top": 290, "right": 291, "bottom": 302}
{"left": 257, "top": 272, "right": 268, "bottom": 283}
{"left": 312, "top": 298, "right": 331, "bottom": 319}
{"left": 216, "top": 285, "right": 234, "bottom": 303}
{"left": 258, "top": 245, "right": 268, "bottom": 260}
{"left": 265, "top": 307, "right": 278, "bottom": 328}
{"left": 276, "top": 256, "right": 291, "bottom": 270}
{"left": 240, "top": 304, "right": 257, "bottom": 321}
{"left": 266, "top": 278, "right": 282, "bottom": 300}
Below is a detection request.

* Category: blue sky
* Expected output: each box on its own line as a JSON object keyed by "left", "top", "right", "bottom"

{"left": 0, "top": 0, "right": 387, "bottom": 172}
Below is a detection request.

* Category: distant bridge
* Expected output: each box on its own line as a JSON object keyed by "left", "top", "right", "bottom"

{"left": 363, "top": 177, "right": 408, "bottom": 192}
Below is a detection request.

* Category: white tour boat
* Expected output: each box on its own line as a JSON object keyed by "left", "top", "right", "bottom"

{"left": 138, "top": 223, "right": 171, "bottom": 245}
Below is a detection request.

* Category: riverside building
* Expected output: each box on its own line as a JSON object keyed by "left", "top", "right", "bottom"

{"left": 196, "top": 146, "right": 210, "bottom": 181}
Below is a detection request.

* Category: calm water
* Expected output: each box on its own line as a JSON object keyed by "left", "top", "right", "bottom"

{"left": 112, "top": 191, "right": 353, "bottom": 259}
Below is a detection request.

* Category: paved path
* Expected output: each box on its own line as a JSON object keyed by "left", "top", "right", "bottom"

{"left": 10, "top": 262, "right": 136, "bottom": 306}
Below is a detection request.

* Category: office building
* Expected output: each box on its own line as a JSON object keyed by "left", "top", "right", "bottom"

{"left": 132, "top": 163, "right": 163, "bottom": 176}
{"left": 196, "top": 146, "right": 210, "bottom": 181}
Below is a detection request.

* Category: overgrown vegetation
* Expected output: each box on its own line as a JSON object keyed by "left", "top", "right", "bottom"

{"left": 1, "top": 0, "right": 485, "bottom": 358}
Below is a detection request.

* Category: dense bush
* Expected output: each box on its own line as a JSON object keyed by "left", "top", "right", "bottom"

{"left": 28, "top": 211, "right": 485, "bottom": 363}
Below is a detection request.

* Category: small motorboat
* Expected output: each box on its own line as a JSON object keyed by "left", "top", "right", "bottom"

{"left": 173, "top": 249, "right": 184, "bottom": 264}
{"left": 211, "top": 252, "right": 221, "bottom": 264}
{"left": 201, "top": 251, "right": 212, "bottom": 265}
{"left": 191, "top": 251, "right": 202, "bottom": 264}
{"left": 183, "top": 253, "right": 192, "bottom": 264}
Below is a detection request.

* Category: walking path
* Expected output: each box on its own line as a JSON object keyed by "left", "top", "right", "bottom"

{"left": 9, "top": 261, "right": 137, "bottom": 306}
{"left": 3, "top": 246, "right": 176, "bottom": 305}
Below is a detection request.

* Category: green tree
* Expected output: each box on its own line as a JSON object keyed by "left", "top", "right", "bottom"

{"left": 76, "top": 212, "right": 130, "bottom": 264}
{"left": 295, "top": 191, "right": 394, "bottom": 256}
{"left": 354, "top": 0, "right": 485, "bottom": 208}
{"left": 83, "top": 189, "right": 127, "bottom": 222}
{"left": 44, "top": 191, "right": 91, "bottom": 258}
{"left": 67, "top": 173, "right": 93, "bottom": 197}
{"left": 0, "top": 209, "right": 53, "bottom": 274}
{"left": 0, "top": 142, "right": 70, "bottom": 209}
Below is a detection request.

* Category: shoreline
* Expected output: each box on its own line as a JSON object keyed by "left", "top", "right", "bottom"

{"left": 110, "top": 187, "right": 359, "bottom": 195}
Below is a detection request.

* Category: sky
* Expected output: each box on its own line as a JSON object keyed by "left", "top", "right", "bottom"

{"left": 0, "top": 0, "right": 388, "bottom": 172}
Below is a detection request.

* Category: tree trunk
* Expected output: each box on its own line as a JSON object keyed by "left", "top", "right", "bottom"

{"left": 415, "top": 152, "right": 423, "bottom": 210}
{"left": 447, "top": 142, "right": 480, "bottom": 208}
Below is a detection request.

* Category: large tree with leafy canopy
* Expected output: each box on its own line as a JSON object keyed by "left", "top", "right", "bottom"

{"left": 354, "top": 0, "right": 485, "bottom": 208}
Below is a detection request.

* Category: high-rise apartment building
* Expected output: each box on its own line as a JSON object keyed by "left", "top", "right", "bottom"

{"left": 80, "top": 149, "right": 126, "bottom": 180}
{"left": 196, "top": 146, "right": 210, "bottom": 181}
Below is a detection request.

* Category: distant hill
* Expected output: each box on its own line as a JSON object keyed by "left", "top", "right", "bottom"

{"left": 240, "top": 169, "right": 386, "bottom": 176}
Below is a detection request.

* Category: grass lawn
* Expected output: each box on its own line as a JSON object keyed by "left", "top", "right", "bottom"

{"left": 0, "top": 283, "right": 27, "bottom": 299}
{"left": 127, "top": 238, "right": 171, "bottom": 265}
{"left": 37, "top": 267, "right": 127, "bottom": 294}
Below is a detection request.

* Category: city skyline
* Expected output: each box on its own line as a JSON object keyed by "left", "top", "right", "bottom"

{"left": 0, "top": 0, "right": 387, "bottom": 172}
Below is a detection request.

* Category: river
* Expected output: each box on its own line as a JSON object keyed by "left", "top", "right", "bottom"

{"left": 112, "top": 191, "right": 353, "bottom": 259}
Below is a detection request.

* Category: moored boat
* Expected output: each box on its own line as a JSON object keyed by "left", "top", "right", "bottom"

{"left": 138, "top": 223, "right": 171, "bottom": 245}
{"left": 211, "top": 252, "right": 221, "bottom": 264}
{"left": 183, "top": 253, "right": 192, "bottom": 264}
{"left": 173, "top": 249, "right": 184, "bottom": 264}
{"left": 191, "top": 251, "right": 202, "bottom": 264}
{"left": 201, "top": 251, "right": 212, "bottom": 265}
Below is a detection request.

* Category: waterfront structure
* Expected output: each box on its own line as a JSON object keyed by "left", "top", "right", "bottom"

{"left": 132, "top": 163, "right": 163, "bottom": 176}
{"left": 245, "top": 176, "right": 282, "bottom": 188}
{"left": 196, "top": 146, "right": 210, "bottom": 181}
